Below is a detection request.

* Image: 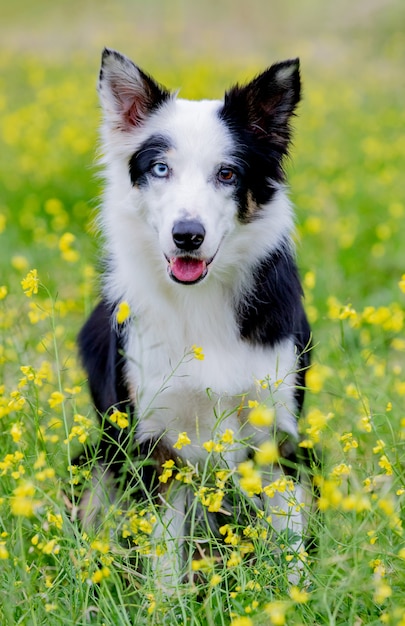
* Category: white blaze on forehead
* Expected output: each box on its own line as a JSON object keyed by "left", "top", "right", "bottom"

{"left": 136, "top": 98, "right": 233, "bottom": 164}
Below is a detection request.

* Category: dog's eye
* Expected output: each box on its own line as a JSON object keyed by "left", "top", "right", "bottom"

{"left": 217, "top": 167, "right": 237, "bottom": 185}
{"left": 151, "top": 162, "right": 170, "bottom": 178}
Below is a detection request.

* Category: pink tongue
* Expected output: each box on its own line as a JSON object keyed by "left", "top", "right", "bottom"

{"left": 170, "top": 257, "right": 206, "bottom": 282}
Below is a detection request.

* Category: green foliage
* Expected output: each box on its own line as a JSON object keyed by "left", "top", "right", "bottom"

{"left": 0, "top": 33, "right": 404, "bottom": 625}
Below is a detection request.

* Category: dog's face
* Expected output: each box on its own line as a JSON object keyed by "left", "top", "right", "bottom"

{"left": 98, "top": 49, "right": 300, "bottom": 286}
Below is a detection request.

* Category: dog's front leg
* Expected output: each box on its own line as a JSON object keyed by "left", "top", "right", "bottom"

{"left": 149, "top": 483, "right": 186, "bottom": 592}
{"left": 262, "top": 466, "right": 308, "bottom": 584}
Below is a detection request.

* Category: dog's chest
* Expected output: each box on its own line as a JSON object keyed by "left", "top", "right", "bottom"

{"left": 123, "top": 294, "right": 298, "bottom": 463}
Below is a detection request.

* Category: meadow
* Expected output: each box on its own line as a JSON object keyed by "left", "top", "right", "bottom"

{"left": 1, "top": 5, "right": 405, "bottom": 624}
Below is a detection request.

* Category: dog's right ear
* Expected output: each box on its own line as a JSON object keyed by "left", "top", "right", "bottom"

{"left": 98, "top": 48, "right": 171, "bottom": 131}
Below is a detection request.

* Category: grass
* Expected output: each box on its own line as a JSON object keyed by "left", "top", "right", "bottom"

{"left": 1, "top": 5, "right": 405, "bottom": 623}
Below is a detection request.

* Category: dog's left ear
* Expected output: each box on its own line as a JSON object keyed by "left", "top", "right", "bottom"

{"left": 98, "top": 48, "right": 172, "bottom": 131}
{"left": 221, "top": 59, "right": 301, "bottom": 151}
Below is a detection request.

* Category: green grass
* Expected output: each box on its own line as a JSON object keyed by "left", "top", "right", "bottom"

{"left": 1, "top": 7, "right": 405, "bottom": 623}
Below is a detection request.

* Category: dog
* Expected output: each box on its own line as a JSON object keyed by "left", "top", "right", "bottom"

{"left": 78, "top": 48, "right": 312, "bottom": 587}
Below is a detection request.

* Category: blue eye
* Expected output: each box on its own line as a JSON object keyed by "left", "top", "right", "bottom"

{"left": 151, "top": 162, "right": 170, "bottom": 178}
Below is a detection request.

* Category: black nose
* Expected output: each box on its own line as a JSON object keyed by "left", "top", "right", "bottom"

{"left": 172, "top": 219, "right": 205, "bottom": 251}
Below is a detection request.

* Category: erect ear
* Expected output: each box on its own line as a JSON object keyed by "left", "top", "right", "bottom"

{"left": 98, "top": 48, "right": 172, "bottom": 130}
{"left": 221, "top": 59, "right": 301, "bottom": 152}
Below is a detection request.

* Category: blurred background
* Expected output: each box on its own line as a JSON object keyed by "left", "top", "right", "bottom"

{"left": 0, "top": 0, "right": 404, "bottom": 356}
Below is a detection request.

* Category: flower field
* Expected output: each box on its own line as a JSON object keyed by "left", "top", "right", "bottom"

{"left": 1, "top": 6, "right": 405, "bottom": 624}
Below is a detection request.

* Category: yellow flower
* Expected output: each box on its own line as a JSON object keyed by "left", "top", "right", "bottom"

{"left": 191, "top": 344, "right": 204, "bottom": 360}
{"left": 210, "top": 573, "right": 222, "bottom": 587}
{"left": 91, "top": 567, "right": 110, "bottom": 583}
{"left": 0, "top": 542, "right": 9, "bottom": 559}
{"left": 116, "top": 301, "right": 131, "bottom": 324}
{"left": 21, "top": 269, "right": 39, "bottom": 297}
{"left": 230, "top": 618, "right": 253, "bottom": 626}
{"left": 264, "top": 600, "right": 288, "bottom": 625}
{"left": 238, "top": 461, "right": 262, "bottom": 496}
{"left": 340, "top": 432, "right": 358, "bottom": 452}
{"left": 48, "top": 391, "right": 65, "bottom": 408}
{"left": 226, "top": 551, "right": 242, "bottom": 568}
{"left": 158, "top": 459, "right": 175, "bottom": 483}
{"left": 399, "top": 274, "right": 405, "bottom": 294}
{"left": 59, "top": 232, "right": 79, "bottom": 262}
{"left": 373, "top": 581, "right": 392, "bottom": 604}
{"left": 248, "top": 405, "right": 274, "bottom": 427}
{"left": 11, "top": 481, "right": 42, "bottom": 517}
{"left": 289, "top": 585, "right": 310, "bottom": 603}
{"left": 173, "top": 431, "right": 191, "bottom": 449}
{"left": 378, "top": 454, "right": 393, "bottom": 475}
{"left": 0, "top": 286, "right": 7, "bottom": 300}
{"left": 203, "top": 439, "right": 224, "bottom": 453}
{"left": 110, "top": 409, "right": 129, "bottom": 429}
{"left": 91, "top": 539, "right": 110, "bottom": 554}
{"left": 220, "top": 428, "right": 234, "bottom": 444}
{"left": 10, "top": 422, "right": 23, "bottom": 443}
{"left": 255, "top": 440, "right": 279, "bottom": 465}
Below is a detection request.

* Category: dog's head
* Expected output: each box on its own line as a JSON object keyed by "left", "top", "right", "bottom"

{"left": 98, "top": 49, "right": 300, "bottom": 286}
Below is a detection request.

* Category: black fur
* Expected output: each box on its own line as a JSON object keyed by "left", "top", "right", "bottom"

{"left": 129, "top": 134, "right": 173, "bottom": 187}
{"left": 219, "top": 59, "right": 301, "bottom": 221}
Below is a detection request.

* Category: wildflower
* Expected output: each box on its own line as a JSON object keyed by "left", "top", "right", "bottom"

{"left": 226, "top": 551, "right": 242, "bottom": 568}
{"left": 289, "top": 585, "right": 310, "bottom": 603}
{"left": 10, "top": 422, "right": 23, "bottom": 443}
{"left": 220, "top": 428, "right": 234, "bottom": 444}
{"left": 173, "top": 431, "right": 191, "bottom": 449}
{"left": 21, "top": 269, "right": 39, "bottom": 297}
{"left": 191, "top": 556, "right": 216, "bottom": 572}
{"left": 373, "top": 439, "right": 385, "bottom": 454}
{"left": 197, "top": 487, "right": 225, "bottom": 512}
{"left": 374, "top": 581, "right": 392, "bottom": 604}
{"left": 263, "top": 476, "right": 294, "bottom": 498}
{"left": 48, "top": 391, "right": 65, "bottom": 408}
{"left": 357, "top": 415, "right": 372, "bottom": 432}
{"left": 340, "top": 432, "right": 358, "bottom": 452}
{"left": 399, "top": 274, "right": 405, "bottom": 294}
{"left": 264, "top": 600, "right": 289, "bottom": 625}
{"left": 230, "top": 618, "right": 253, "bottom": 626}
{"left": 175, "top": 465, "right": 195, "bottom": 484}
{"left": 47, "top": 511, "right": 63, "bottom": 529}
{"left": 330, "top": 463, "right": 352, "bottom": 478}
{"left": 203, "top": 439, "right": 224, "bottom": 453}
{"left": 220, "top": 524, "right": 240, "bottom": 546}
{"left": 91, "top": 567, "right": 111, "bottom": 584}
{"left": 147, "top": 595, "right": 156, "bottom": 615}
{"left": 238, "top": 460, "right": 262, "bottom": 496}
{"left": 59, "top": 232, "right": 79, "bottom": 262}
{"left": 248, "top": 405, "right": 274, "bottom": 427}
{"left": 191, "top": 344, "right": 204, "bottom": 360}
{"left": 11, "top": 481, "right": 42, "bottom": 517}
{"left": 42, "top": 539, "right": 60, "bottom": 555}
{"left": 158, "top": 459, "right": 175, "bottom": 483}
{"left": 0, "top": 542, "right": 9, "bottom": 559}
{"left": 378, "top": 454, "right": 393, "bottom": 475}
{"left": 116, "top": 300, "right": 131, "bottom": 324}
{"left": 0, "top": 286, "right": 7, "bottom": 300}
{"left": 91, "top": 539, "right": 110, "bottom": 554}
{"left": 210, "top": 573, "right": 222, "bottom": 587}
{"left": 64, "top": 414, "right": 93, "bottom": 445}
{"left": 255, "top": 440, "right": 279, "bottom": 465}
{"left": 110, "top": 409, "right": 129, "bottom": 429}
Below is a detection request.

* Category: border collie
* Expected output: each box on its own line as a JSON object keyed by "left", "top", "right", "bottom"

{"left": 78, "top": 48, "right": 311, "bottom": 587}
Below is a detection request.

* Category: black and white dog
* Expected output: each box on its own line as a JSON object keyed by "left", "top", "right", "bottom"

{"left": 79, "top": 48, "right": 311, "bottom": 585}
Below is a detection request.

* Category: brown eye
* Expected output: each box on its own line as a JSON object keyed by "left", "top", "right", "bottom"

{"left": 217, "top": 167, "right": 237, "bottom": 184}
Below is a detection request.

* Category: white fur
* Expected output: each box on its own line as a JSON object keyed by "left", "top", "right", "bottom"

{"left": 98, "top": 83, "right": 306, "bottom": 589}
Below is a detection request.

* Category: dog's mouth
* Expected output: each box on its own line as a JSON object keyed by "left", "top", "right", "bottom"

{"left": 167, "top": 256, "right": 210, "bottom": 285}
